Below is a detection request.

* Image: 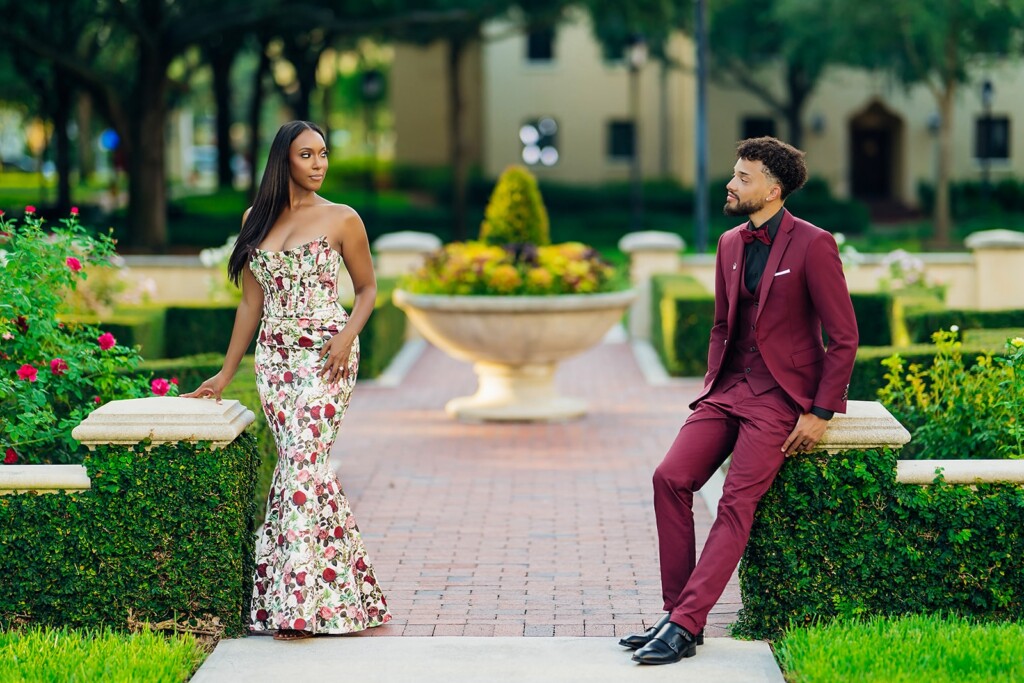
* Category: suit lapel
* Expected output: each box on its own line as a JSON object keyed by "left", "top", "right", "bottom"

{"left": 755, "top": 209, "right": 795, "bottom": 322}
{"left": 726, "top": 229, "right": 744, "bottom": 329}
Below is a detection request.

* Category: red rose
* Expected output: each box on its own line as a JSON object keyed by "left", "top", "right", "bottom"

{"left": 151, "top": 378, "right": 170, "bottom": 396}
{"left": 292, "top": 618, "right": 306, "bottom": 631}
{"left": 365, "top": 576, "right": 376, "bottom": 586}
{"left": 16, "top": 364, "right": 37, "bottom": 382}
{"left": 310, "top": 425, "right": 320, "bottom": 438}
{"left": 333, "top": 526, "right": 344, "bottom": 538}
{"left": 277, "top": 411, "right": 285, "bottom": 424}
{"left": 324, "top": 404, "right": 336, "bottom": 419}
{"left": 355, "top": 557, "right": 367, "bottom": 572}
{"left": 66, "top": 256, "right": 82, "bottom": 272}
{"left": 3, "top": 447, "right": 17, "bottom": 465}
{"left": 298, "top": 336, "right": 314, "bottom": 348}
{"left": 277, "top": 534, "right": 285, "bottom": 546}
{"left": 24, "top": 205, "right": 35, "bottom": 214}
{"left": 93, "top": 396, "right": 102, "bottom": 404}
{"left": 14, "top": 316, "right": 28, "bottom": 333}
{"left": 255, "top": 609, "right": 268, "bottom": 621}
{"left": 322, "top": 568, "right": 337, "bottom": 582}
{"left": 310, "top": 406, "right": 321, "bottom": 419}
{"left": 50, "top": 358, "right": 68, "bottom": 375}
{"left": 296, "top": 571, "right": 307, "bottom": 586}
{"left": 170, "top": 377, "right": 178, "bottom": 385}
{"left": 328, "top": 499, "right": 337, "bottom": 512}
{"left": 97, "top": 332, "right": 116, "bottom": 350}
{"left": 256, "top": 563, "right": 268, "bottom": 577}
{"left": 368, "top": 606, "right": 379, "bottom": 618}
{"left": 283, "top": 371, "right": 293, "bottom": 383}
{"left": 70, "top": 206, "right": 79, "bottom": 216}
{"left": 310, "top": 453, "right": 317, "bottom": 465}
{"left": 292, "top": 491, "right": 306, "bottom": 505}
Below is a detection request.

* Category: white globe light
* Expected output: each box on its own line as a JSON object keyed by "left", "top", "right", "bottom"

{"left": 540, "top": 146, "right": 559, "bottom": 166}
{"left": 522, "top": 145, "right": 542, "bottom": 165}
{"left": 519, "top": 125, "right": 540, "bottom": 145}
{"left": 538, "top": 118, "right": 558, "bottom": 136}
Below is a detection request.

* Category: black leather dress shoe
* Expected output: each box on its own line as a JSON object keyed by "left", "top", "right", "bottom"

{"left": 619, "top": 614, "right": 703, "bottom": 650}
{"left": 631, "top": 622, "right": 697, "bottom": 664}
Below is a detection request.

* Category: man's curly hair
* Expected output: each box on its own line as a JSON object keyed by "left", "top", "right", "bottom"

{"left": 735, "top": 137, "right": 807, "bottom": 200}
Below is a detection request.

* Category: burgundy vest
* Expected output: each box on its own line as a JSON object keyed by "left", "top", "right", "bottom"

{"left": 720, "top": 272, "right": 779, "bottom": 395}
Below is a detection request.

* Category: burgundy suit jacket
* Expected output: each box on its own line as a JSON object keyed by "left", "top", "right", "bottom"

{"left": 690, "top": 209, "right": 858, "bottom": 414}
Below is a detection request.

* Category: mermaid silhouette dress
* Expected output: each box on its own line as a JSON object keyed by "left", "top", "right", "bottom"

{"left": 247, "top": 234, "right": 390, "bottom": 634}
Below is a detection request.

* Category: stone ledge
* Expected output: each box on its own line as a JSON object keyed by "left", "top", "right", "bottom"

{"left": 72, "top": 396, "right": 255, "bottom": 449}
{"left": 0, "top": 465, "right": 90, "bottom": 495}
{"left": 618, "top": 230, "right": 685, "bottom": 253}
{"left": 897, "top": 459, "right": 1024, "bottom": 485}
{"left": 818, "top": 400, "right": 911, "bottom": 453}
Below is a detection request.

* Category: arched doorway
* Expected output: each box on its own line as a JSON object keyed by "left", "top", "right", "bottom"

{"left": 849, "top": 100, "right": 903, "bottom": 202}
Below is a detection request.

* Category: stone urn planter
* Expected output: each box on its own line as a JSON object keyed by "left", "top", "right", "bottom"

{"left": 393, "top": 288, "right": 636, "bottom": 421}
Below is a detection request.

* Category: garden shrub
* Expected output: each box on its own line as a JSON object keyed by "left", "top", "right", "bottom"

{"left": 905, "top": 308, "right": 1024, "bottom": 344}
{"left": 0, "top": 435, "right": 261, "bottom": 637}
{"left": 878, "top": 331, "right": 1023, "bottom": 460}
{"left": 479, "top": 165, "right": 551, "bottom": 246}
{"left": 0, "top": 210, "right": 165, "bottom": 465}
{"left": 734, "top": 447, "right": 1024, "bottom": 640}
{"left": 849, "top": 292, "right": 894, "bottom": 346}
{"left": 650, "top": 274, "right": 714, "bottom": 377}
{"left": 59, "top": 307, "right": 167, "bottom": 360}
{"left": 163, "top": 304, "right": 255, "bottom": 359}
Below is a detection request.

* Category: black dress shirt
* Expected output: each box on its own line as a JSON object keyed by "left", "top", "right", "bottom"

{"left": 742, "top": 208, "right": 834, "bottom": 421}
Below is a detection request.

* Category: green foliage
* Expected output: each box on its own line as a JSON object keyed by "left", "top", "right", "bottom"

{"left": 0, "top": 212, "right": 158, "bottom": 465}
{"left": 0, "top": 435, "right": 261, "bottom": 637}
{"left": 905, "top": 308, "right": 1024, "bottom": 344}
{"left": 775, "top": 615, "right": 1024, "bottom": 683}
{"left": 734, "top": 448, "right": 1024, "bottom": 640}
{"left": 918, "top": 177, "right": 1024, "bottom": 219}
{"left": 878, "top": 331, "right": 1024, "bottom": 460}
{"left": 164, "top": 305, "right": 255, "bottom": 359}
{"left": 850, "top": 343, "right": 988, "bottom": 401}
{"left": 849, "top": 293, "right": 894, "bottom": 346}
{"left": 0, "top": 626, "right": 208, "bottom": 683}
{"left": 650, "top": 274, "right": 715, "bottom": 377}
{"left": 358, "top": 278, "right": 407, "bottom": 378}
{"left": 479, "top": 165, "right": 551, "bottom": 246}
{"left": 59, "top": 307, "right": 167, "bottom": 360}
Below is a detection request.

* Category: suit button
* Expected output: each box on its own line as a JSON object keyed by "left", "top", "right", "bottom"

{"left": 750, "top": 346, "right": 757, "bottom": 352}
{"left": 745, "top": 367, "right": 751, "bottom": 373}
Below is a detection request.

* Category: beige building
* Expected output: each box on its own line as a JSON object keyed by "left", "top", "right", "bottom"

{"left": 392, "top": 11, "right": 1023, "bottom": 208}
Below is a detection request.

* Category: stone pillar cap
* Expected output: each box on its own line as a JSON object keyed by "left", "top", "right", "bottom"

{"left": 72, "top": 397, "right": 255, "bottom": 449}
{"left": 818, "top": 400, "right": 911, "bottom": 453}
{"left": 618, "top": 231, "right": 685, "bottom": 253}
{"left": 965, "top": 229, "right": 1024, "bottom": 249}
{"left": 373, "top": 231, "right": 443, "bottom": 253}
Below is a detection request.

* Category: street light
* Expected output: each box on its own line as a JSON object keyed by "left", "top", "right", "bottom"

{"left": 626, "top": 34, "right": 648, "bottom": 232}
{"left": 980, "top": 79, "right": 994, "bottom": 215}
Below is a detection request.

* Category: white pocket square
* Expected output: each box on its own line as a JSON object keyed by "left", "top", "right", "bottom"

{"left": 774, "top": 269, "right": 791, "bottom": 277}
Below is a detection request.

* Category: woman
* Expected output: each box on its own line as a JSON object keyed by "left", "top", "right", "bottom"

{"left": 183, "top": 121, "right": 391, "bottom": 640}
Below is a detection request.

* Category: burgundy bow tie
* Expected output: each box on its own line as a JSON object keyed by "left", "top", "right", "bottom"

{"left": 741, "top": 225, "right": 772, "bottom": 246}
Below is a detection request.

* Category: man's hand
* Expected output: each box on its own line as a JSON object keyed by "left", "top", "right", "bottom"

{"left": 782, "top": 413, "right": 828, "bottom": 457}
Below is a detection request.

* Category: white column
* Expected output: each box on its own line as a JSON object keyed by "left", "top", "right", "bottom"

{"left": 618, "top": 231, "right": 684, "bottom": 340}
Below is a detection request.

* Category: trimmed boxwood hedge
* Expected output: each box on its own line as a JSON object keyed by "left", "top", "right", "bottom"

{"left": 905, "top": 308, "right": 1024, "bottom": 344}
{"left": 650, "top": 274, "right": 714, "bottom": 377}
{"left": 0, "top": 435, "right": 260, "bottom": 636}
{"left": 849, "top": 293, "right": 894, "bottom": 346}
{"left": 735, "top": 447, "right": 1024, "bottom": 640}
{"left": 849, "top": 343, "right": 996, "bottom": 401}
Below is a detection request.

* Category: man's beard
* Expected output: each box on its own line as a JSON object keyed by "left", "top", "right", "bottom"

{"left": 723, "top": 195, "right": 766, "bottom": 217}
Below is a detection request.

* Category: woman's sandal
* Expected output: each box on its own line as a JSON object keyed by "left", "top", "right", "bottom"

{"left": 274, "top": 629, "right": 313, "bottom": 641}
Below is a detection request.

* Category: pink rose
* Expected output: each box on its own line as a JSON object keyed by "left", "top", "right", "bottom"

{"left": 24, "top": 205, "right": 35, "bottom": 214}
{"left": 151, "top": 378, "right": 170, "bottom": 396}
{"left": 296, "top": 571, "right": 307, "bottom": 586}
{"left": 70, "top": 206, "right": 79, "bottom": 216}
{"left": 66, "top": 257, "right": 82, "bottom": 272}
{"left": 319, "top": 606, "right": 334, "bottom": 620}
{"left": 296, "top": 470, "right": 310, "bottom": 483}
{"left": 97, "top": 332, "right": 116, "bottom": 350}
{"left": 3, "top": 447, "right": 17, "bottom": 465}
{"left": 16, "top": 364, "right": 37, "bottom": 382}
{"left": 50, "top": 358, "right": 68, "bottom": 375}
{"left": 93, "top": 396, "right": 102, "bottom": 404}
{"left": 170, "top": 377, "right": 178, "bottom": 385}
{"left": 324, "top": 546, "right": 337, "bottom": 560}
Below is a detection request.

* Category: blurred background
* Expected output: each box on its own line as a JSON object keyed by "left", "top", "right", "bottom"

{"left": 1, "top": 0, "right": 1023, "bottom": 255}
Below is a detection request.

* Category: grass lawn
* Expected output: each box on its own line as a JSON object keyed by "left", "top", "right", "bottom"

{"left": 0, "top": 627, "right": 209, "bottom": 683}
{"left": 774, "top": 615, "right": 1024, "bottom": 682}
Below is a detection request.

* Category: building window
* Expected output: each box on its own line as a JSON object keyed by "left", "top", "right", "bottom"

{"left": 520, "top": 118, "right": 559, "bottom": 167}
{"left": 527, "top": 28, "right": 555, "bottom": 62}
{"left": 608, "top": 120, "right": 635, "bottom": 160}
{"left": 742, "top": 117, "right": 776, "bottom": 140}
{"left": 975, "top": 116, "right": 1010, "bottom": 160}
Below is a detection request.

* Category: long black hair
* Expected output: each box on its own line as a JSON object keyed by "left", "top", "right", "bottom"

{"left": 227, "top": 120, "right": 327, "bottom": 285}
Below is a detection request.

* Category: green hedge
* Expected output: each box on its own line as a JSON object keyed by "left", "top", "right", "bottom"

{"left": 905, "top": 309, "right": 1024, "bottom": 344}
{"left": 735, "top": 448, "right": 1024, "bottom": 640}
{"left": 59, "top": 308, "right": 167, "bottom": 359}
{"left": 849, "top": 293, "right": 894, "bottom": 347}
{"left": 0, "top": 436, "right": 260, "bottom": 636}
{"left": 651, "top": 274, "right": 714, "bottom": 377}
{"left": 849, "top": 343, "right": 993, "bottom": 401}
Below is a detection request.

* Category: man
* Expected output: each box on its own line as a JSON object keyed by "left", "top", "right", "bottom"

{"left": 622, "top": 137, "right": 858, "bottom": 665}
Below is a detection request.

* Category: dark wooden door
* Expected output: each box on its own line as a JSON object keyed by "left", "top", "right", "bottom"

{"left": 851, "top": 128, "right": 893, "bottom": 199}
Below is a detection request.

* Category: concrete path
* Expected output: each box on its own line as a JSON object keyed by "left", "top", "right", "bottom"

{"left": 192, "top": 336, "right": 781, "bottom": 682}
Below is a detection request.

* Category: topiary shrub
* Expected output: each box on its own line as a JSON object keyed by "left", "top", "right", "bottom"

{"left": 479, "top": 165, "right": 551, "bottom": 246}
{"left": 650, "top": 274, "right": 715, "bottom": 377}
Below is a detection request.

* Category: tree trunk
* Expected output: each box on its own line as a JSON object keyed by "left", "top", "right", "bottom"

{"left": 53, "top": 69, "right": 74, "bottom": 213}
{"left": 248, "top": 44, "right": 271, "bottom": 202}
{"left": 77, "top": 93, "right": 95, "bottom": 179}
{"left": 126, "top": 56, "right": 169, "bottom": 250}
{"left": 932, "top": 85, "right": 955, "bottom": 248}
{"left": 211, "top": 46, "right": 236, "bottom": 190}
{"left": 783, "top": 64, "right": 809, "bottom": 150}
{"left": 659, "top": 60, "right": 670, "bottom": 177}
{"left": 448, "top": 35, "right": 468, "bottom": 242}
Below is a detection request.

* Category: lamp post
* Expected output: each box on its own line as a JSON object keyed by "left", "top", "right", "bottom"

{"left": 360, "top": 69, "right": 385, "bottom": 231}
{"left": 626, "top": 34, "right": 648, "bottom": 232}
{"left": 980, "top": 79, "right": 994, "bottom": 215}
{"left": 694, "top": 0, "right": 709, "bottom": 253}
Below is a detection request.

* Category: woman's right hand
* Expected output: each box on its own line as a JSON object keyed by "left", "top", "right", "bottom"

{"left": 181, "top": 371, "right": 231, "bottom": 401}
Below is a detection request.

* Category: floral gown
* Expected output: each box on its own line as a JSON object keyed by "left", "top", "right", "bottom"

{"left": 248, "top": 234, "right": 390, "bottom": 634}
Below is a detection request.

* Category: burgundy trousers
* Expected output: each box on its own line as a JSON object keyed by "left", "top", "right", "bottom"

{"left": 653, "top": 377, "right": 801, "bottom": 635}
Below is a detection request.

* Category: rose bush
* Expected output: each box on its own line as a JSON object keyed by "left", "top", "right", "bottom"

{"left": 0, "top": 209, "right": 176, "bottom": 465}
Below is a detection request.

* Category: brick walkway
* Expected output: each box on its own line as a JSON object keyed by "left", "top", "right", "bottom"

{"left": 331, "top": 339, "right": 741, "bottom": 639}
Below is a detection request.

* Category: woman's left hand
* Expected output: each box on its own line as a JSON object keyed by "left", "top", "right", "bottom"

{"left": 318, "top": 333, "right": 355, "bottom": 385}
